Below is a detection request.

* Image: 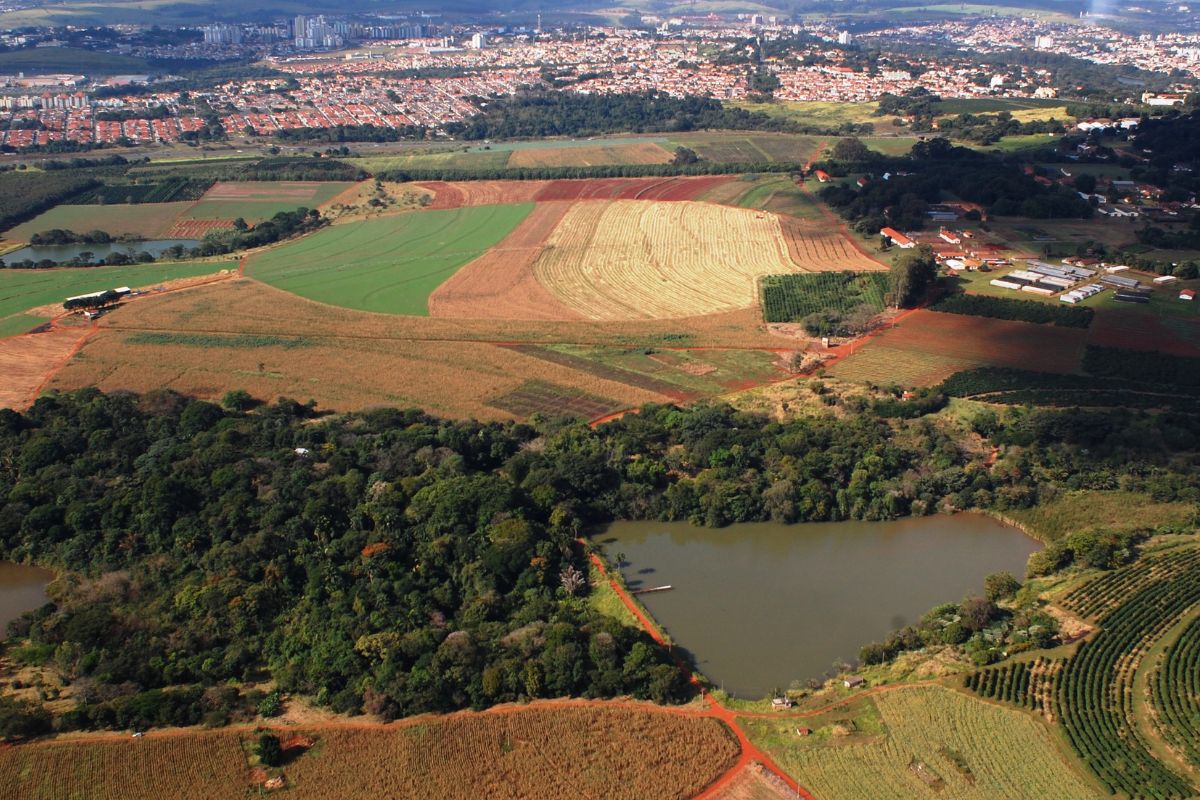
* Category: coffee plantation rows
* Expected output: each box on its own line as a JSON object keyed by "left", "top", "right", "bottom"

{"left": 1151, "top": 614, "right": 1200, "bottom": 771}
{"left": 965, "top": 548, "right": 1200, "bottom": 800}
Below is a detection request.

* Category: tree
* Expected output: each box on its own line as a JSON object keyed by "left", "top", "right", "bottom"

{"left": 889, "top": 246, "right": 938, "bottom": 308}
{"left": 831, "top": 137, "right": 872, "bottom": 162}
{"left": 671, "top": 146, "right": 700, "bottom": 165}
{"left": 984, "top": 571, "right": 1020, "bottom": 602}
{"left": 221, "top": 389, "right": 254, "bottom": 412}
{"left": 959, "top": 596, "right": 997, "bottom": 632}
{"left": 257, "top": 733, "right": 283, "bottom": 766}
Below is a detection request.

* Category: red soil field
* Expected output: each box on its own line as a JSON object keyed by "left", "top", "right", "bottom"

{"left": 533, "top": 176, "right": 734, "bottom": 202}
{"left": 0, "top": 319, "right": 95, "bottom": 409}
{"left": 831, "top": 309, "right": 1088, "bottom": 385}
{"left": 1087, "top": 310, "right": 1200, "bottom": 358}
{"left": 166, "top": 218, "right": 233, "bottom": 238}
{"left": 428, "top": 202, "right": 581, "bottom": 321}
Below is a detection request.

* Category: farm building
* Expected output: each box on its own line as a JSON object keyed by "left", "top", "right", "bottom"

{"left": 1182, "top": 289, "right": 1196, "bottom": 301}
{"left": 844, "top": 676, "right": 866, "bottom": 689}
{"left": 938, "top": 229, "right": 961, "bottom": 244}
{"left": 1114, "top": 288, "right": 1151, "bottom": 304}
{"left": 1154, "top": 275, "right": 1178, "bottom": 285}
{"left": 880, "top": 227, "right": 915, "bottom": 248}
{"left": 1102, "top": 274, "right": 1140, "bottom": 290}
{"left": 814, "top": 169, "right": 831, "bottom": 183}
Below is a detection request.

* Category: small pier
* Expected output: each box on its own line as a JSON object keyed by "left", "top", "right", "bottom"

{"left": 630, "top": 585, "right": 673, "bottom": 595}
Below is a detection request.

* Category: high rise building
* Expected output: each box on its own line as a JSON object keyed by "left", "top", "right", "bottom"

{"left": 837, "top": 30, "right": 853, "bottom": 45}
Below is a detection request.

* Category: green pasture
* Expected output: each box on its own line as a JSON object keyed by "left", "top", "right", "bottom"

{"left": 346, "top": 150, "right": 511, "bottom": 174}
{"left": 245, "top": 204, "right": 532, "bottom": 316}
{"left": 0, "top": 314, "right": 48, "bottom": 338}
{"left": 0, "top": 260, "right": 231, "bottom": 332}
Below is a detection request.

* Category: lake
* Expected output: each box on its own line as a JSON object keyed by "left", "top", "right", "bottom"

{"left": 2, "top": 239, "right": 200, "bottom": 266}
{"left": 600, "top": 514, "right": 1039, "bottom": 698}
{"left": 0, "top": 562, "right": 54, "bottom": 637}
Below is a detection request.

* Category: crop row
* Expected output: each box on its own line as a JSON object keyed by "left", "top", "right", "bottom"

{"left": 964, "top": 657, "right": 1060, "bottom": 715}
{"left": 932, "top": 293, "right": 1093, "bottom": 328}
{"left": 760, "top": 271, "right": 890, "bottom": 323}
{"left": 1061, "top": 548, "right": 1200, "bottom": 620}
{"left": 1150, "top": 614, "right": 1200, "bottom": 770}
{"left": 1055, "top": 554, "right": 1200, "bottom": 799}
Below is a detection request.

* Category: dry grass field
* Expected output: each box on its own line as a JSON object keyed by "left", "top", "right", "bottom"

{"left": 507, "top": 141, "right": 673, "bottom": 167}
{"left": 532, "top": 200, "right": 799, "bottom": 320}
{"left": 0, "top": 705, "right": 739, "bottom": 800}
{"left": 44, "top": 279, "right": 788, "bottom": 416}
{"left": 4, "top": 203, "right": 193, "bottom": 242}
{"left": 707, "top": 762, "right": 798, "bottom": 800}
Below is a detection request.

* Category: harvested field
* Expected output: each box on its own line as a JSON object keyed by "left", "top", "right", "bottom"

{"left": 507, "top": 142, "right": 673, "bottom": 167}
{"left": 4, "top": 202, "right": 191, "bottom": 241}
{"left": 0, "top": 318, "right": 94, "bottom": 409}
{"left": 532, "top": 200, "right": 798, "bottom": 320}
{"left": 829, "top": 310, "right": 1088, "bottom": 386}
{"left": 416, "top": 180, "right": 547, "bottom": 209}
{"left": 245, "top": 204, "right": 532, "bottom": 316}
{"left": 165, "top": 218, "right": 233, "bottom": 238}
{"left": 779, "top": 217, "right": 884, "bottom": 271}
{"left": 428, "top": 202, "right": 581, "bottom": 321}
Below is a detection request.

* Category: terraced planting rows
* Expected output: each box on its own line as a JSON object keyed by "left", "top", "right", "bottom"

{"left": 532, "top": 200, "right": 797, "bottom": 319}
{"left": 778, "top": 217, "right": 884, "bottom": 272}
{"left": 1151, "top": 614, "right": 1200, "bottom": 770}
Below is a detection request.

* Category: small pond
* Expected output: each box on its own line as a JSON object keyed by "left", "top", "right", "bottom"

{"left": 600, "top": 513, "right": 1039, "bottom": 697}
{"left": 0, "top": 562, "right": 53, "bottom": 637}
{"left": 3, "top": 239, "right": 201, "bottom": 265}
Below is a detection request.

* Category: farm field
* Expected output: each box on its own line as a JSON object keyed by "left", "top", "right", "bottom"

{"left": 0, "top": 260, "right": 232, "bottom": 328}
{"left": 347, "top": 149, "right": 512, "bottom": 174}
{"left": 245, "top": 204, "right": 532, "bottom": 316}
{"left": 0, "top": 705, "right": 739, "bottom": 800}
{"left": 507, "top": 141, "right": 674, "bottom": 167}
{"left": 181, "top": 181, "right": 357, "bottom": 222}
{"left": 45, "top": 278, "right": 788, "bottom": 416}
{"left": 745, "top": 686, "right": 1099, "bottom": 800}
{"left": 0, "top": 318, "right": 93, "bottom": 409}
{"left": 669, "top": 133, "right": 822, "bottom": 164}
{"left": 4, "top": 202, "right": 193, "bottom": 241}
{"left": 828, "top": 310, "right": 1088, "bottom": 385}
{"left": 761, "top": 272, "right": 891, "bottom": 323}
{"left": 531, "top": 200, "right": 799, "bottom": 319}
{"left": 1004, "top": 490, "right": 1198, "bottom": 541}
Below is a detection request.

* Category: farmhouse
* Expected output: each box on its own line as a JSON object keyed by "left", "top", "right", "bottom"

{"left": 880, "top": 227, "right": 915, "bottom": 248}
{"left": 814, "top": 169, "right": 831, "bottom": 183}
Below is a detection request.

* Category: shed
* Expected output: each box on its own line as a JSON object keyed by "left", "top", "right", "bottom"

{"left": 1181, "top": 289, "right": 1196, "bottom": 301}
{"left": 844, "top": 676, "right": 866, "bottom": 689}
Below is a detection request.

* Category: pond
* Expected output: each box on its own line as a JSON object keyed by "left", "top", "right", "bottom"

{"left": 0, "top": 562, "right": 54, "bottom": 637}
{"left": 2, "top": 239, "right": 200, "bottom": 266}
{"left": 599, "top": 513, "right": 1039, "bottom": 698}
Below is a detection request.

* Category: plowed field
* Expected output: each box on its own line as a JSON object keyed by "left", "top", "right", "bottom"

{"left": 428, "top": 202, "right": 580, "bottom": 320}
{"left": 534, "top": 176, "right": 734, "bottom": 202}
{"left": 531, "top": 200, "right": 798, "bottom": 319}
{"left": 417, "top": 180, "right": 547, "bottom": 209}
{"left": 779, "top": 217, "right": 884, "bottom": 272}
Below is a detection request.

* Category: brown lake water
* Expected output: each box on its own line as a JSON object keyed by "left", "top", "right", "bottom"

{"left": 0, "top": 562, "right": 53, "bottom": 637}
{"left": 600, "top": 514, "right": 1039, "bottom": 698}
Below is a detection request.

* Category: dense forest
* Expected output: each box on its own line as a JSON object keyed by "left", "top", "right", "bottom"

{"left": 2, "top": 388, "right": 1200, "bottom": 735}
{"left": 443, "top": 91, "right": 871, "bottom": 140}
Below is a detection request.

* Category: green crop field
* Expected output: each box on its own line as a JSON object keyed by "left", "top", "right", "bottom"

{"left": 347, "top": 150, "right": 512, "bottom": 174}
{"left": 182, "top": 182, "right": 357, "bottom": 222}
{"left": 761, "top": 272, "right": 891, "bottom": 323}
{"left": 0, "top": 260, "right": 231, "bottom": 331}
{"left": 245, "top": 204, "right": 532, "bottom": 316}
{"left": 5, "top": 203, "right": 192, "bottom": 241}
